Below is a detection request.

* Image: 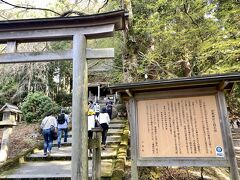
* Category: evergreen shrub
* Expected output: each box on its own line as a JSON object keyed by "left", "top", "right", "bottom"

{"left": 21, "top": 92, "right": 59, "bottom": 123}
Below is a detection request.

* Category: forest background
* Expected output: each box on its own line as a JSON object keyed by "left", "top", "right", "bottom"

{"left": 0, "top": 0, "right": 239, "bottom": 179}
{"left": 0, "top": 0, "right": 239, "bottom": 121}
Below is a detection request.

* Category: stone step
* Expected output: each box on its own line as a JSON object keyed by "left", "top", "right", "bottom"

{"left": 232, "top": 132, "right": 240, "bottom": 136}
{"left": 231, "top": 133, "right": 240, "bottom": 136}
{"left": 235, "top": 147, "right": 240, "bottom": 150}
{"left": 110, "top": 119, "right": 127, "bottom": 124}
{"left": 0, "top": 116, "right": 128, "bottom": 180}
{"left": 232, "top": 128, "right": 240, "bottom": 132}
{"left": 232, "top": 131, "right": 240, "bottom": 134}
{"left": 231, "top": 130, "right": 240, "bottom": 133}
{"left": 233, "top": 137, "right": 240, "bottom": 141}
{"left": 234, "top": 147, "right": 240, "bottom": 151}
{"left": 108, "top": 124, "right": 125, "bottom": 129}
{"left": 67, "top": 125, "right": 125, "bottom": 138}
{"left": 107, "top": 129, "right": 123, "bottom": 136}
{"left": 53, "top": 136, "right": 122, "bottom": 147}
{"left": 235, "top": 152, "right": 240, "bottom": 156}
{"left": 232, "top": 137, "right": 240, "bottom": 140}
{"left": 26, "top": 146, "right": 117, "bottom": 161}
{"left": 0, "top": 160, "right": 113, "bottom": 179}
{"left": 232, "top": 136, "right": 240, "bottom": 138}
{"left": 233, "top": 140, "right": 240, "bottom": 146}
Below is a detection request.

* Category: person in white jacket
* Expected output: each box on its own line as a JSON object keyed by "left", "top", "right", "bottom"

{"left": 40, "top": 111, "right": 57, "bottom": 157}
{"left": 97, "top": 107, "right": 110, "bottom": 147}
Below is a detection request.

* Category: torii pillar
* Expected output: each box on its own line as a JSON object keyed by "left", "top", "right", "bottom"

{"left": 72, "top": 34, "right": 88, "bottom": 179}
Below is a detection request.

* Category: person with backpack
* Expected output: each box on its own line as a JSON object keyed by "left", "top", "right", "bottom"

{"left": 93, "top": 101, "right": 100, "bottom": 117}
{"left": 57, "top": 109, "right": 70, "bottom": 149}
{"left": 106, "top": 98, "right": 113, "bottom": 120}
{"left": 40, "top": 111, "right": 57, "bottom": 157}
{"left": 97, "top": 107, "right": 110, "bottom": 149}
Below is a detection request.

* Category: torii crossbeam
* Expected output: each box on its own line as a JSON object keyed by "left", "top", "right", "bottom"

{"left": 0, "top": 10, "right": 127, "bottom": 180}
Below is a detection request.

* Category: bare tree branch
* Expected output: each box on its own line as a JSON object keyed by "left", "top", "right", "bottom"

{"left": 0, "top": 0, "right": 61, "bottom": 16}
{"left": 0, "top": 45, "right": 6, "bottom": 53}
{"left": 0, "top": 14, "right": 8, "bottom": 20}
{"left": 98, "top": 0, "right": 109, "bottom": 13}
{"left": 0, "top": 0, "right": 87, "bottom": 17}
{"left": 183, "top": 1, "right": 204, "bottom": 42}
{"left": 183, "top": 3, "right": 198, "bottom": 27}
{"left": 87, "top": 0, "right": 91, "bottom": 8}
{"left": 60, "top": 10, "right": 85, "bottom": 17}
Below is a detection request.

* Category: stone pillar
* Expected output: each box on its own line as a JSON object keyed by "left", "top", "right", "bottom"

{"left": 71, "top": 34, "right": 88, "bottom": 180}
{"left": 0, "top": 127, "right": 13, "bottom": 162}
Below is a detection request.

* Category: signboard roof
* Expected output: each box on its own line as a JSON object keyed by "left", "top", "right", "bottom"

{"left": 110, "top": 73, "right": 240, "bottom": 96}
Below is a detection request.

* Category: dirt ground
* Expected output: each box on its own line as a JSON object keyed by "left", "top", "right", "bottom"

{"left": 124, "top": 163, "right": 230, "bottom": 180}
{"left": 0, "top": 121, "right": 42, "bottom": 158}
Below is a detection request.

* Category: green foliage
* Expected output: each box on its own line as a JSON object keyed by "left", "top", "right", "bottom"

{"left": 21, "top": 92, "right": 59, "bottom": 123}
{"left": 55, "top": 92, "right": 72, "bottom": 107}
{"left": 129, "top": 0, "right": 240, "bottom": 80}
{"left": 88, "top": 32, "right": 124, "bottom": 84}
{"left": 226, "top": 83, "right": 240, "bottom": 115}
{"left": 46, "top": 41, "right": 73, "bottom": 100}
{"left": 197, "top": 1, "right": 240, "bottom": 74}
{"left": 0, "top": 96, "right": 6, "bottom": 107}
{"left": 0, "top": 76, "right": 18, "bottom": 105}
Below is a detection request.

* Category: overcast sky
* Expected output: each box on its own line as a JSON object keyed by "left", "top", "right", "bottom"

{"left": 0, "top": 0, "right": 77, "bottom": 9}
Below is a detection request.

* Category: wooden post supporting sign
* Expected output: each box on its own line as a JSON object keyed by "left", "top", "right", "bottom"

{"left": 92, "top": 127, "right": 103, "bottom": 180}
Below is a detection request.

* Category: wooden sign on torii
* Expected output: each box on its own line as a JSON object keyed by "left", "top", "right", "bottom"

{"left": 0, "top": 10, "right": 127, "bottom": 180}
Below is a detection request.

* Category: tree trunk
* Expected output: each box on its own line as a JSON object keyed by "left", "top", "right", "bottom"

{"left": 180, "top": 60, "right": 191, "bottom": 77}
{"left": 27, "top": 63, "right": 33, "bottom": 93}
{"left": 122, "top": 0, "right": 134, "bottom": 83}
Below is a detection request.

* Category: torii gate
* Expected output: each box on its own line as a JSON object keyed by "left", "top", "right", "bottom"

{"left": 0, "top": 10, "right": 127, "bottom": 180}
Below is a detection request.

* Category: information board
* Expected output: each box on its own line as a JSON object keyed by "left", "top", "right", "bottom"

{"left": 137, "top": 95, "right": 224, "bottom": 158}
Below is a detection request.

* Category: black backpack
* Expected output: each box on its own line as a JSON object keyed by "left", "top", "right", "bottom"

{"left": 57, "top": 113, "right": 66, "bottom": 124}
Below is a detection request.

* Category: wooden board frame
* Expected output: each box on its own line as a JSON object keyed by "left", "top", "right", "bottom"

{"left": 129, "top": 87, "right": 239, "bottom": 180}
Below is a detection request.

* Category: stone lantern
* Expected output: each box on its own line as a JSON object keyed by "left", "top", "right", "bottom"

{"left": 0, "top": 103, "right": 21, "bottom": 162}
{"left": 0, "top": 103, "right": 22, "bottom": 124}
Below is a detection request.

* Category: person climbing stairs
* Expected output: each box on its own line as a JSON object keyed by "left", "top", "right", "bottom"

{"left": 0, "top": 117, "right": 129, "bottom": 179}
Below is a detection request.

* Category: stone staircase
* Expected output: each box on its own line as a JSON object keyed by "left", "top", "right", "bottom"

{"left": 232, "top": 128, "right": 240, "bottom": 172}
{"left": 0, "top": 118, "right": 128, "bottom": 179}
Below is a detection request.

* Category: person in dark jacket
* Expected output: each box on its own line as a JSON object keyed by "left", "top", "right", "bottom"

{"left": 106, "top": 98, "right": 113, "bottom": 120}
{"left": 237, "top": 119, "right": 240, "bottom": 128}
